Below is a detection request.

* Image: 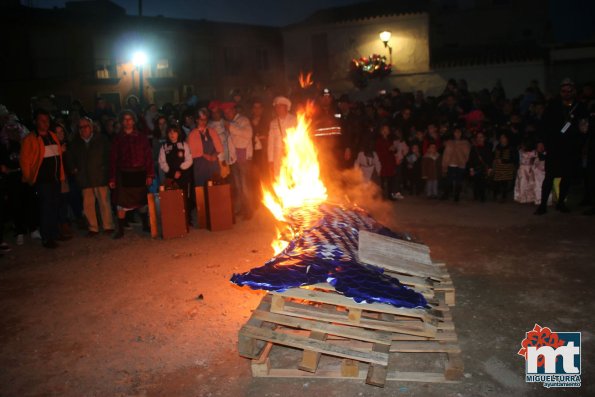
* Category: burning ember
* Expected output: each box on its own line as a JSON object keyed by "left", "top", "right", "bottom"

{"left": 262, "top": 104, "right": 327, "bottom": 254}
{"left": 298, "top": 71, "right": 314, "bottom": 88}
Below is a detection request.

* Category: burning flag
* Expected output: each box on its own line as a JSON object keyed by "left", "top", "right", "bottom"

{"left": 230, "top": 106, "right": 427, "bottom": 309}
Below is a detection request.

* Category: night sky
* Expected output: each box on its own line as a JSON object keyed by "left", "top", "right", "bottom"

{"left": 22, "top": 0, "right": 595, "bottom": 41}
{"left": 23, "top": 0, "right": 364, "bottom": 26}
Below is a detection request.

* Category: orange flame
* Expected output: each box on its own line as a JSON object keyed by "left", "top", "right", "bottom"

{"left": 298, "top": 71, "right": 313, "bottom": 88}
{"left": 262, "top": 102, "right": 327, "bottom": 254}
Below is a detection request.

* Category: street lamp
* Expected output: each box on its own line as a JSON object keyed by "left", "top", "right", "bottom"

{"left": 132, "top": 50, "right": 148, "bottom": 105}
{"left": 379, "top": 31, "right": 393, "bottom": 64}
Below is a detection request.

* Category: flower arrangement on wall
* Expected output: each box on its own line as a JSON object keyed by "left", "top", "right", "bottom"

{"left": 349, "top": 54, "right": 392, "bottom": 89}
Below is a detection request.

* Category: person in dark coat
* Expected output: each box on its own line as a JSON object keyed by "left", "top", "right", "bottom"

{"left": 468, "top": 131, "right": 494, "bottom": 202}
{"left": 535, "top": 79, "right": 589, "bottom": 214}
{"left": 492, "top": 133, "right": 515, "bottom": 202}
{"left": 69, "top": 116, "right": 114, "bottom": 236}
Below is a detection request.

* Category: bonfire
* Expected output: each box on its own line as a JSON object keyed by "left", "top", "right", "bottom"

{"left": 231, "top": 105, "right": 427, "bottom": 309}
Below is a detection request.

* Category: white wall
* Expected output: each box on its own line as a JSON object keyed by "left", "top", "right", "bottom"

{"left": 283, "top": 13, "right": 430, "bottom": 84}
{"left": 334, "top": 61, "right": 546, "bottom": 101}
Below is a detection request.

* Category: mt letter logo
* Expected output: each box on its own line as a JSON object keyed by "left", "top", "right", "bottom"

{"left": 518, "top": 324, "right": 581, "bottom": 388}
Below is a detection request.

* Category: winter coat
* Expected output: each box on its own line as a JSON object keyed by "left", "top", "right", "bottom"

{"left": 442, "top": 139, "right": 470, "bottom": 171}
{"left": 69, "top": 133, "right": 111, "bottom": 188}
{"left": 20, "top": 131, "right": 65, "bottom": 185}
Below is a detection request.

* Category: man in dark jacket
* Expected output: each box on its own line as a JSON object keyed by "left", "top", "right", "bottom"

{"left": 535, "top": 78, "right": 589, "bottom": 214}
{"left": 69, "top": 116, "right": 114, "bottom": 236}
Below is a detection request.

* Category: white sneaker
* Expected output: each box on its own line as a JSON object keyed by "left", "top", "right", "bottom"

{"left": 16, "top": 234, "right": 24, "bottom": 246}
{"left": 31, "top": 230, "right": 41, "bottom": 239}
{"left": 395, "top": 192, "right": 405, "bottom": 200}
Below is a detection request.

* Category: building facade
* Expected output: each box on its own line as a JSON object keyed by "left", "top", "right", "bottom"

{"left": 0, "top": 1, "right": 284, "bottom": 117}
{"left": 281, "top": 0, "right": 556, "bottom": 99}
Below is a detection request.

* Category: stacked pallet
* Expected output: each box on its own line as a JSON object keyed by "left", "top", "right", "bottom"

{"left": 237, "top": 231, "right": 462, "bottom": 387}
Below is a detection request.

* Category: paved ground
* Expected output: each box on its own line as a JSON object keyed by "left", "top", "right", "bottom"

{"left": 0, "top": 193, "right": 593, "bottom": 397}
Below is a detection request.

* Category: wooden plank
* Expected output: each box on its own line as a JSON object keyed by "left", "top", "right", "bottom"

{"left": 444, "top": 291, "right": 456, "bottom": 306}
{"left": 237, "top": 299, "right": 271, "bottom": 359}
{"left": 299, "top": 331, "right": 326, "bottom": 372}
{"left": 390, "top": 341, "right": 461, "bottom": 353}
{"left": 358, "top": 231, "right": 446, "bottom": 280}
{"left": 251, "top": 342, "right": 273, "bottom": 376}
{"left": 248, "top": 332, "right": 462, "bottom": 384}
{"left": 445, "top": 353, "right": 464, "bottom": 380}
{"left": 271, "top": 295, "right": 285, "bottom": 312}
{"left": 194, "top": 186, "right": 207, "bottom": 229}
{"left": 206, "top": 184, "right": 233, "bottom": 231}
{"left": 348, "top": 308, "right": 362, "bottom": 323}
{"left": 366, "top": 343, "right": 390, "bottom": 387}
{"left": 271, "top": 289, "right": 434, "bottom": 322}
{"left": 159, "top": 189, "right": 188, "bottom": 239}
{"left": 276, "top": 300, "right": 437, "bottom": 338}
{"left": 382, "top": 273, "right": 435, "bottom": 291}
{"left": 359, "top": 230, "right": 432, "bottom": 263}
{"left": 147, "top": 193, "right": 159, "bottom": 238}
{"left": 252, "top": 365, "right": 459, "bottom": 383}
{"left": 240, "top": 325, "right": 389, "bottom": 365}
{"left": 327, "top": 339, "right": 462, "bottom": 354}
{"left": 310, "top": 281, "right": 435, "bottom": 302}
{"left": 391, "top": 329, "right": 458, "bottom": 342}
{"left": 251, "top": 309, "right": 393, "bottom": 344}
{"left": 341, "top": 359, "right": 359, "bottom": 377}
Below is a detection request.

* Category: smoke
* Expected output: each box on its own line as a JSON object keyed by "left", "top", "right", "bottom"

{"left": 325, "top": 167, "right": 399, "bottom": 230}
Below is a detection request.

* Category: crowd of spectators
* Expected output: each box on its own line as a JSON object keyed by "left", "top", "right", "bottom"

{"left": 0, "top": 77, "right": 594, "bottom": 253}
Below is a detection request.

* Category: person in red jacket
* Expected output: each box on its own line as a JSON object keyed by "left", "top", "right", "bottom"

{"left": 19, "top": 109, "right": 65, "bottom": 248}
{"left": 375, "top": 123, "right": 397, "bottom": 201}
{"left": 109, "top": 110, "right": 154, "bottom": 238}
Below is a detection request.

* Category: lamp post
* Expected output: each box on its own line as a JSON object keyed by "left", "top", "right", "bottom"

{"left": 132, "top": 50, "right": 148, "bottom": 105}
{"left": 379, "top": 31, "right": 393, "bottom": 64}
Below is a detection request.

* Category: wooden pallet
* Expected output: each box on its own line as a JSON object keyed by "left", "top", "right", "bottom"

{"left": 239, "top": 289, "right": 462, "bottom": 387}
{"left": 238, "top": 231, "right": 462, "bottom": 387}
{"left": 358, "top": 231, "right": 456, "bottom": 306}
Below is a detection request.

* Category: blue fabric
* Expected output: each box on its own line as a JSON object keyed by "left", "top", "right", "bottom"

{"left": 193, "top": 157, "right": 220, "bottom": 187}
{"left": 230, "top": 204, "right": 428, "bottom": 309}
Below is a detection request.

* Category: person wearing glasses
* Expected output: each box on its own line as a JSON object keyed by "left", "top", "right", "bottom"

{"left": 69, "top": 116, "right": 114, "bottom": 237}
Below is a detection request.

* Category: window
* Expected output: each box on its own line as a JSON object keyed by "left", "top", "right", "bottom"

{"left": 94, "top": 58, "right": 117, "bottom": 79}
{"left": 155, "top": 58, "right": 173, "bottom": 78}
{"left": 93, "top": 37, "right": 116, "bottom": 79}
